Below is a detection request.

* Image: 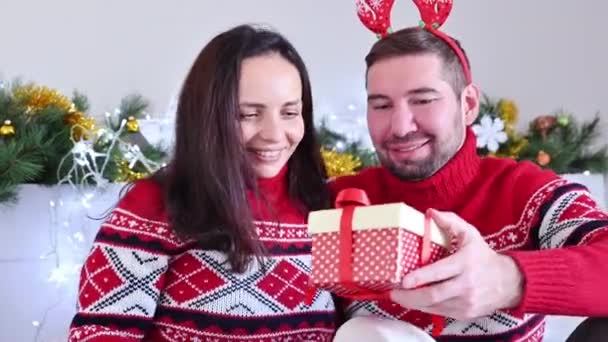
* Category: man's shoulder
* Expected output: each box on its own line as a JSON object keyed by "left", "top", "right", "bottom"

{"left": 479, "top": 156, "right": 559, "bottom": 187}
{"left": 477, "top": 157, "right": 566, "bottom": 213}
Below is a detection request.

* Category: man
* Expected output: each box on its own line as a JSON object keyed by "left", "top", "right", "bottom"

{"left": 330, "top": 27, "right": 608, "bottom": 341}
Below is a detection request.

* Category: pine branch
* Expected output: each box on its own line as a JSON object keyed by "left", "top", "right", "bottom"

{"left": 574, "top": 115, "right": 601, "bottom": 150}
{"left": 0, "top": 184, "right": 18, "bottom": 205}
{"left": 0, "top": 85, "right": 11, "bottom": 115}
{"left": 570, "top": 147, "right": 608, "bottom": 173}
{"left": 72, "top": 91, "right": 90, "bottom": 112}
{"left": 119, "top": 94, "right": 149, "bottom": 120}
{"left": 100, "top": 146, "right": 123, "bottom": 182}
{"left": 316, "top": 120, "right": 348, "bottom": 148}
{"left": 141, "top": 143, "right": 168, "bottom": 163}
{"left": 0, "top": 129, "right": 47, "bottom": 184}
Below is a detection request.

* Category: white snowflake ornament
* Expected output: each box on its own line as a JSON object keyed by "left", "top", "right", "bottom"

{"left": 472, "top": 115, "right": 508, "bottom": 152}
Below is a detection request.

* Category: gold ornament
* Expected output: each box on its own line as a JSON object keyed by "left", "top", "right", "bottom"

{"left": 0, "top": 120, "right": 16, "bottom": 138}
{"left": 321, "top": 147, "right": 362, "bottom": 178}
{"left": 12, "top": 84, "right": 72, "bottom": 113}
{"left": 498, "top": 99, "right": 519, "bottom": 127}
{"left": 536, "top": 150, "right": 551, "bottom": 166}
{"left": 115, "top": 159, "right": 148, "bottom": 182}
{"left": 126, "top": 116, "right": 140, "bottom": 133}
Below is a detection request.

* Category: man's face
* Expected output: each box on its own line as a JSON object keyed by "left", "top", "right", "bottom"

{"left": 366, "top": 53, "right": 478, "bottom": 181}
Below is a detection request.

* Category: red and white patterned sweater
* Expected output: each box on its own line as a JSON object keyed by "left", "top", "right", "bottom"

{"left": 330, "top": 128, "right": 608, "bottom": 341}
{"left": 69, "top": 167, "right": 337, "bottom": 341}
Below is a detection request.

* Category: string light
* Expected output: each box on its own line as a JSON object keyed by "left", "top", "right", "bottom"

{"left": 1, "top": 117, "right": 162, "bottom": 340}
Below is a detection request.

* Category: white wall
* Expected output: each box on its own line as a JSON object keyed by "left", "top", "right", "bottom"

{"left": 2, "top": 0, "right": 607, "bottom": 126}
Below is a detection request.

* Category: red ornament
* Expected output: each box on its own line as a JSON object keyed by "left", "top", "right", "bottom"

{"left": 356, "top": 0, "right": 395, "bottom": 38}
{"left": 412, "top": 0, "right": 453, "bottom": 28}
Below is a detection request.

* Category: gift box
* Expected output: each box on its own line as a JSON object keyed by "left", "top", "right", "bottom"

{"left": 308, "top": 188, "right": 450, "bottom": 298}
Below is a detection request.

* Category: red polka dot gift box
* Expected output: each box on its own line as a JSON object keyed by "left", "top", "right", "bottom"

{"left": 307, "top": 189, "right": 450, "bottom": 300}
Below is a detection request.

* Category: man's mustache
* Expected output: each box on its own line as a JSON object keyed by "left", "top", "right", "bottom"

{"left": 383, "top": 132, "right": 433, "bottom": 147}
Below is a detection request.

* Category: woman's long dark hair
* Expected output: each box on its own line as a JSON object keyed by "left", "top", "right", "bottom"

{"left": 155, "top": 24, "right": 329, "bottom": 272}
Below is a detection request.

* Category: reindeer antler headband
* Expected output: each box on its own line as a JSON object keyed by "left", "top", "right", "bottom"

{"left": 356, "top": 0, "right": 472, "bottom": 84}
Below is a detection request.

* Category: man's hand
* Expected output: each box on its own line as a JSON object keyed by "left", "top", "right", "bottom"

{"left": 389, "top": 209, "right": 525, "bottom": 321}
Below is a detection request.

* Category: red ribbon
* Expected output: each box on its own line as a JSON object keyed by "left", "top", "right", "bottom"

{"left": 421, "top": 210, "right": 446, "bottom": 336}
{"left": 335, "top": 189, "right": 390, "bottom": 301}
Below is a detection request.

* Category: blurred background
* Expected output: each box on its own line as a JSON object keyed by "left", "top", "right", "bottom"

{"left": 1, "top": 0, "right": 606, "bottom": 340}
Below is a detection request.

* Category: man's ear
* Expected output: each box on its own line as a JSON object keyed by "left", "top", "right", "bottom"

{"left": 461, "top": 83, "right": 480, "bottom": 125}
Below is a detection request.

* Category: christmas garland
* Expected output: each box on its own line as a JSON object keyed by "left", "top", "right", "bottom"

{"left": 0, "top": 80, "right": 167, "bottom": 204}
{"left": 472, "top": 95, "right": 608, "bottom": 174}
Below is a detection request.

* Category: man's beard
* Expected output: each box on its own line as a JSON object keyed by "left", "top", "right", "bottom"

{"left": 378, "top": 126, "right": 464, "bottom": 182}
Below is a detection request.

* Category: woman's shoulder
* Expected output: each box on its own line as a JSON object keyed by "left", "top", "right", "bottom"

{"left": 114, "top": 178, "right": 167, "bottom": 220}
{"left": 101, "top": 178, "right": 183, "bottom": 248}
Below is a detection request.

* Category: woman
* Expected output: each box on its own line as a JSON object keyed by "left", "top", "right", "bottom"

{"left": 68, "top": 24, "right": 337, "bottom": 341}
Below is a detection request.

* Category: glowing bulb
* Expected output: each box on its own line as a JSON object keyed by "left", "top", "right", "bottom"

{"left": 32, "top": 321, "right": 40, "bottom": 327}
{"left": 48, "top": 268, "right": 68, "bottom": 284}
{"left": 583, "top": 170, "right": 591, "bottom": 176}
{"left": 73, "top": 232, "right": 84, "bottom": 242}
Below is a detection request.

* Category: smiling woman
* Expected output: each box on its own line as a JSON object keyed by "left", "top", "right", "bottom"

{"left": 67, "top": 24, "right": 337, "bottom": 342}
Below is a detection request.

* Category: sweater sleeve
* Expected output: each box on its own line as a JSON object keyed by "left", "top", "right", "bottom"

{"left": 68, "top": 180, "right": 179, "bottom": 341}
{"left": 505, "top": 181, "right": 608, "bottom": 316}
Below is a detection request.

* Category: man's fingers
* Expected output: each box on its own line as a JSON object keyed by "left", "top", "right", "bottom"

{"left": 402, "top": 251, "right": 466, "bottom": 289}
{"left": 429, "top": 208, "right": 481, "bottom": 245}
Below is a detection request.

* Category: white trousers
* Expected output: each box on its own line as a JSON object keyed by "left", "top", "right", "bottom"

{"left": 334, "top": 316, "right": 436, "bottom": 342}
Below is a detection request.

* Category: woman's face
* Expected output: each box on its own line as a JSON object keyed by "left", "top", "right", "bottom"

{"left": 238, "top": 53, "right": 304, "bottom": 178}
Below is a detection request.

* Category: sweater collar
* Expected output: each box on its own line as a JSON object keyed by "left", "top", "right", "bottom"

{"left": 247, "top": 164, "right": 291, "bottom": 217}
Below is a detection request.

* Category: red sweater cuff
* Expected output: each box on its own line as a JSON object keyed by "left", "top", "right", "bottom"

{"left": 503, "top": 250, "right": 577, "bottom": 314}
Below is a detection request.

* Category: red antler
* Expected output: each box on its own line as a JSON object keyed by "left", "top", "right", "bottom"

{"left": 412, "top": 0, "right": 453, "bottom": 28}
{"left": 356, "top": 0, "right": 395, "bottom": 38}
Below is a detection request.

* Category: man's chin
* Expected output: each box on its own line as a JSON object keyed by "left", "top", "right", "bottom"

{"left": 380, "top": 157, "right": 438, "bottom": 181}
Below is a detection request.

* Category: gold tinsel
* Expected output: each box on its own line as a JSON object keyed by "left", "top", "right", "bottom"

{"left": 0, "top": 120, "right": 16, "bottom": 138}
{"left": 498, "top": 99, "right": 518, "bottom": 128}
{"left": 506, "top": 137, "right": 529, "bottom": 159}
{"left": 12, "top": 84, "right": 72, "bottom": 113}
{"left": 126, "top": 116, "right": 140, "bottom": 133}
{"left": 64, "top": 107, "right": 97, "bottom": 141}
{"left": 321, "top": 147, "right": 362, "bottom": 178}
{"left": 115, "top": 160, "right": 148, "bottom": 182}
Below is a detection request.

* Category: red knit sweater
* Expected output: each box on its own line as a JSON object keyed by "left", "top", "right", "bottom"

{"left": 69, "top": 167, "right": 337, "bottom": 341}
{"left": 330, "top": 129, "right": 608, "bottom": 341}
